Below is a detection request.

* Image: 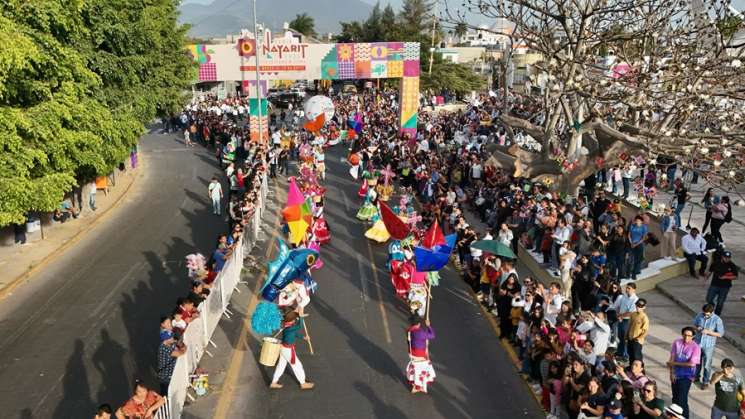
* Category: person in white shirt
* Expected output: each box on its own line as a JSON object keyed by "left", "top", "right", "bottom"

{"left": 183, "top": 128, "right": 192, "bottom": 147}
{"left": 551, "top": 218, "right": 572, "bottom": 273}
{"left": 498, "top": 259, "right": 517, "bottom": 287}
{"left": 577, "top": 340, "right": 598, "bottom": 367}
{"left": 577, "top": 311, "right": 612, "bottom": 356}
{"left": 613, "top": 283, "right": 639, "bottom": 360}
{"left": 543, "top": 282, "right": 564, "bottom": 326}
{"left": 681, "top": 227, "right": 708, "bottom": 278}
{"left": 88, "top": 180, "right": 97, "bottom": 211}
{"left": 498, "top": 223, "right": 513, "bottom": 248}
{"left": 470, "top": 232, "right": 485, "bottom": 262}
{"left": 558, "top": 242, "right": 576, "bottom": 300}
{"left": 622, "top": 163, "right": 635, "bottom": 198}
{"left": 417, "top": 138, "right": 429, "bottom": 153}
{"left": 471, "top": 162, "right": 482, "bottom": 181}
{"left": 446, "top": 189, "right": 457, "bottom": 206}
{"left": 207, "top": 177, "right": 223, "bottom": 215}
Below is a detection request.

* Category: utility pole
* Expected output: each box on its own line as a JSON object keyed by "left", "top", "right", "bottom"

{"left": 252, "top": 0, "right": 264, "bottom": 143}
{"left": 428, "top": 1, "right": 438, "bottom": 75}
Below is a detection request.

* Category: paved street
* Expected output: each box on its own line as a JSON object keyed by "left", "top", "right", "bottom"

{"left": 183, "top": 144, "right": 542, "bottom": 419}
{"left": 0, "top": 129, "right": 227, "bottom": 418}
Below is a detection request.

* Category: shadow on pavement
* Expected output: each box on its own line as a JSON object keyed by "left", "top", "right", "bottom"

{"left": 51, "top": 340, "right": 93, "bottom": 417}
{"left": 92, "top": 330, "right": 127, "bottom": 408}
{"left": 354, "top": 381, "right": 408, "bottom": 419}
{"left": 313, "top": 296, "right": 408, "bottom": 388}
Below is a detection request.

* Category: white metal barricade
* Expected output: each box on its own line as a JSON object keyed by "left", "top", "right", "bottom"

{"left": 153, "top": 396, "right": 171, "bottom": 419}
{"left": 166, "top": 174, "right": 268, "bottom": 419}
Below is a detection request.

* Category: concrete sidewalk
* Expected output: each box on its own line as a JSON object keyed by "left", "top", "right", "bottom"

{"left": 606, "top": 182, "right": 745, "bottom": 353}
{"left": 459, "top": 194, "right": 745, "bottom": 419}
{"left": 657, "top": 275, "right": 745, "bottom": 353}
{"left": 0, "top": 153, "right": 142, "bottom": 299}
{"left": 640, "top": 290, "right": 745, "bottom": 419}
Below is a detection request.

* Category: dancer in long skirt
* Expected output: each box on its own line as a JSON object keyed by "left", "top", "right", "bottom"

{"left": 406, "top": 315, "right": 436, "bottom": 394}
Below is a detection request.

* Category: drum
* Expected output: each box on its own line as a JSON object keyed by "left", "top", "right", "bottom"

{"left": 259, "top": 337, "right": 281, "bottom": 366}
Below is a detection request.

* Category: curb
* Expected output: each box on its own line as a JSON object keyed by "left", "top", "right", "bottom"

{"left": 392, "top": 190, "right": 545, "bottom": 411}
{"left": 654, "top": 283, "right": 745, "bottom": 355}
{"left": 464, "top": 274, "right": 546, "bottom": 412}
{"left": 0, "top": 161, "right": 143, "bottom": 301}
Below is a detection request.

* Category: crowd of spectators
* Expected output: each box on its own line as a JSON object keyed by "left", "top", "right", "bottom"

{"left": 100, "top": 95, "right": 269, "bottom": 418}
{"left": 337, "top": 88, "right": 743, "bottom": 419}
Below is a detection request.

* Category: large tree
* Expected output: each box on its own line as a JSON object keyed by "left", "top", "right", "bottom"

{"left": 289, "top": 13, "right": 317, "bottom": 38}
{"left": 363, "top": 2, "right": 385, "bottom": 42}
{"left": 453, "top": 0, "right": 745, "bottom": 193}
{"left": 0, "top": 0, "right": 193, "bottom": 226}
{"left": 381, "top": 4, "right": 398, "bottom": 40}
{"left": 398, "top": 0, "right": 433, "bottom": 38}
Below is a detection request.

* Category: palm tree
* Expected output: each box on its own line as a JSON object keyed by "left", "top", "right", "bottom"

{"left": 454, "top": 22, "right": 468, "bottom": 41}
{"left": 289, "top": 13, "right": 316, "bottom": 37}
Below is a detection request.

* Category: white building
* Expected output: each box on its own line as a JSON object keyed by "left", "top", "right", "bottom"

{"left": 459, "top": 18, "right": 516, "bottom": 48}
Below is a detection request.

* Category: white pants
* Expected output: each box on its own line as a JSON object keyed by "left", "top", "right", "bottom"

{"left": 561, "top": 267, "right": 572, "bottom": 300}
{"left": 271, "top": 345, "right": 306, "bottom": 384}
{"left": 549, "top": 393, "right": 561, "bottom": 416}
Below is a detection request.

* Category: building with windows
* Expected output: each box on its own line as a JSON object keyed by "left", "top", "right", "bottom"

{"left": 457, "top": 18, "right": 515, "bottom": 48}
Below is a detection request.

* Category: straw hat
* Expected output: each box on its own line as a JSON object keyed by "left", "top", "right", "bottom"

{"left": 664, "top": 404, "right": 684, "bottom": 418}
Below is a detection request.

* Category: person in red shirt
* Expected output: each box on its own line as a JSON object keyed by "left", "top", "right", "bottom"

{"left": 115, "top": 381, "right": 164, "bottom": 419}
{"left": 177, "top": 298, "right": 199, "bottom": 324}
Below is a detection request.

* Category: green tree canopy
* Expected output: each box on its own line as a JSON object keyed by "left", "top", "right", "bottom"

{"left": 289, "top": 13, "right": 316, "bottom": 37}
{"left": 363, "top": 3, "right": 384, "bottom": 42}
{"left": 421, "top": 58, "right": 484, "bottom": 95}
{"left": 0, "top": 0, "right": 193, "bottom": 226}
{"left": 454, "top": 22, "right": 468, "bottom": 40}
{"left": 398, "top": 0, "right": 432, "bottom": 38}
{"left": 381, "top": 4, "right": 397, "bottom": 40}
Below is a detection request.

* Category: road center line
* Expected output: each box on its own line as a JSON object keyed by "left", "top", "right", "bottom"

{"left": 355, "top": 253, "right": 370, "bottom": 303}
{"left": 366, "top": 240, "right": 392, "bottom": 344}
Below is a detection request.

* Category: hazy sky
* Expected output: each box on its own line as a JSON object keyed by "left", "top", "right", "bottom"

{"left": 182, "top": 0, "right": 745, "bottom": 22}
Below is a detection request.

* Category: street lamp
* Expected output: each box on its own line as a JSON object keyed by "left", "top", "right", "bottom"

{"left": 428, "top": 1, "right": 438, "bottom": 75}
{"left": 252, "top": 0, "right": 264, "bottom": 143}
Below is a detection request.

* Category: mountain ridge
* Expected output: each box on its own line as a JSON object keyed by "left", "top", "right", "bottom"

{"left": 179, "top": 0, "right": 374, "bottom": 38}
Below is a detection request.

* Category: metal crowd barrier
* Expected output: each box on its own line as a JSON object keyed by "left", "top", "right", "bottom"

{"left": 165, "top": 175, "right": 268, "bottom": 419}
{"left": 153, "top": 396, "right": 170, "bottom": 419}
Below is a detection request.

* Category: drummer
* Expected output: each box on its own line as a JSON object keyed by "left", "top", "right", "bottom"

{"left": 269, "top": 309, "right": 315, "bottom": 390}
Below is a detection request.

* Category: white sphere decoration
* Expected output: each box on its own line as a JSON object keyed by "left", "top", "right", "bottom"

{"left": 304, "top": 95, "right": 335, "bottom": 123}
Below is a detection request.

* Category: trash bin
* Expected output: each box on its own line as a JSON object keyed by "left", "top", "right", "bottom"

{"left": 25, "top": 216, "right": 42, "bottom": 242}
{"left": 26, "top": 218, "right": 40, "bottom": 233}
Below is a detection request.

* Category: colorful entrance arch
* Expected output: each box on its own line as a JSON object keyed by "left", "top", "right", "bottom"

{"left": 188, "top": 30, "right": 419, "bottom": 142}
